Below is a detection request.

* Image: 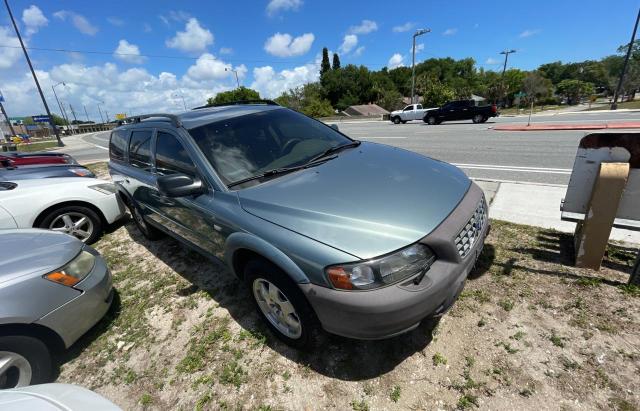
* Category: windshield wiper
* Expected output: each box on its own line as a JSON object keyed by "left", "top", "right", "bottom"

{"left": 308, "top": 140, "right": 361, "bottom": 163}
{"left": 227, "top": 156, "right": 336, "bottom": 188}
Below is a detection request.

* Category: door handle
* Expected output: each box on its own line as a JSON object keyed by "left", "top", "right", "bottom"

{"left": 124, "top": 178, "right": 130, "bottom": 183}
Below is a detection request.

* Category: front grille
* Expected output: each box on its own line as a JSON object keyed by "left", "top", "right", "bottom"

{"left": 455, "top": 196, "right": 487, "bottom": 258}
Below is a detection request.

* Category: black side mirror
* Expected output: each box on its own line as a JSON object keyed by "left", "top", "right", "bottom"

{"left": 157, "top": 173, "right": 204, "bottom": 197}
{"left": 330, "top": 124, "right": 339, "bottom": 131}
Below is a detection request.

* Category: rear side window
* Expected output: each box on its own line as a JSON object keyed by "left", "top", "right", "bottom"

{"left": 416, "top": 104, "right": 423, "bottom": 109}
{"left": 155, "top": 131, "right": 196, "bottom": 176}
{"left": 128, "top": 130, "right": 152, "bottom": 170}
{"left": 109, "top": 129, "right": 128, "bottom": 162}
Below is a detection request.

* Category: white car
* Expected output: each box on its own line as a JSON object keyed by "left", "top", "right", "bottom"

{"left": 389, "top": 104, "right": 438, "bottom": 124}
{"left": 0, "top": 384, "right": 121, "bottom": 410}
{"left": 0, "top": 178, "right": 125, "bottom": 244}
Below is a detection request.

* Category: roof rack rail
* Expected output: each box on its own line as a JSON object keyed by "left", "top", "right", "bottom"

{"left": 116, "top": 113, "right": 182, "bottom": 127}
{"left": 192, "top": 99, "right": 280, "bottom": 110}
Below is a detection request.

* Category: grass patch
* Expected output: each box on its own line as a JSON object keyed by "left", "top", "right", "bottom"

{"left": 16, "top": 140, "right": 58, "bottom": 152}
{"left": 498, "top": 299, "right": 515, "bottom": 311}
{"left": 219, "top": 360, "right": 247, "bottom": 388}
{"left": 432, "top": 352, "right": 447, "bottom": 366}
{"left": 575, "top": 277, "right": 602, "bottom": 287}
{"left": 549, "top": 332, "right": 566, "bottom": 348}
{"left": 390, "top": 385, "right": 401, "bottom": 403}
{"left": 350, "top": 399, "right": 370, "bottom": 411}
{"left": 619, "top": 284, "right": 640, "bottom": 297}
{"left": 587, "top": 100, "right": 640, "bottom": 110}
{"left": 457, "top": 394, "right": 479, "bottom": 409}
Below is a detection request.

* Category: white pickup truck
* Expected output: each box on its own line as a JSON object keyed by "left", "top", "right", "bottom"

{"left": 389, "top": 104, "right": 429, "bottom": 124}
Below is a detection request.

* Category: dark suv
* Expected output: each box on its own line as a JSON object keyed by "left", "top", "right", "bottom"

{"left": 109, "top": 101, "right": 488, "bottom": 348}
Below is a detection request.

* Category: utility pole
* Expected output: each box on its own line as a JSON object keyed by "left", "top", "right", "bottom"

{"left": 225, "top": 67, "right": 240, "bottom": 88}
{"left": 97, "top": 103, "right": 105, "bottom": 123}
{"left": 105, "top": 111, "right": 110, "bottom": 122}
{"left": 411, "top": 28, "right": 430, "bottom": 104}
{"left": 69, "top": 104, "right": 78, "bottom": 134}
{"left": 612, "top": 7, "right": 640, "bottom": 110}
{"left": 500, "top": 49, "right": 517, "bottom": 107}
{"left": 4, "top": 0, "right": 63, "bottom": 146}
{"left": 83, "top": 105, "right": 90, "bottom": 122}
{"left": 52, "top": 83, "right": 70, "bottom": 135}
{"left": 0, "top": 93, "right": 16, "bottom": 139}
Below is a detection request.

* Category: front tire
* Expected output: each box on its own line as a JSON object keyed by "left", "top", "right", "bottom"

{"left": 38, "top": 205, "right": 102, "bottom": 244}
{"left": 0, "top": 336, "right": 51, "bottom": 389}
{"left": 393, "top": 116, "right": 401, "bottom": 124}
{"left": 128, "top": 202, "right": 163, "bottom": 241}
{"left": 245, "top": 259, "right": 317, "bottom": 349}
{"left": 472, "top": 114, "right": 484, "bottom": 124}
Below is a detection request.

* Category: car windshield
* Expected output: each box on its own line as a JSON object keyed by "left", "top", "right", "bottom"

{"left": 188, "top": 108, "right": 352, "bottom": 186}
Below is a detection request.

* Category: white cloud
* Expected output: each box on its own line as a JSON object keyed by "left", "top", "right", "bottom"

{"left": 219, "top": 47, "right": 233, "bottom": 55}
{"left": 388, "top": 53, "right": 404, "bottom": 69}
{"left": 22, "top": 5, "right": 48, "bottom": 35}
{"left": 443, "top": 28, "right": 458, "bottom": 36}
{"left": 184, "top": 53, "right": 245, "bottom": 83}
{"left": 114, "top": 40, "right": 146, "bottom": 64}
{"left": 349, "top": 19, "right": 378, "bottom": 35}
{"left": 107, "top": 17, "right": 124, "bottom": 26}
{"left": 251, "top": 63, "right": 319, "bottom": 98}
{"left": 409, "top": 43, "right": 424, "bottom": 54}
{"left": 0, "top": 27, "right": 23, "bottom": 69}
{"left": 166, "top": 18, "right": 214, "bottom": 53}
{"left": 159, "top": 10, "right": 191, "bottom": 26}
{"left": 53, "top": 10, "right": 98, "bottom": 36}
{"left": 264, "top": 32, "right": 314, "bottom": 57}
{"left": 339, "top": 34, "right": 358, "bottom": 54}
{"left": 392, "top": 22, "right": 414, "bottom": 33}
{"left": 266, "top": 0, "right": 302, "bottom": 16}
{"left": 485, "top": 57, "right": 500, "bottom": 65}
{"left": 353, "top": 46, "right": 365, "bottom": 57}
{"left": 519, "top": 29, "right": 540, "bottom": 38}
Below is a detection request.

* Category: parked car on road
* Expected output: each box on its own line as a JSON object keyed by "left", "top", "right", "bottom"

{"left": 0, "top": 177, "right": 125, "bottom": 244}
{"left": 0, "top": 152, "right": 77, "bottom": 168}
{"left": 110, "top": 102, "right": 489, "bottom": 348}
{"left": 389, "top": 103, "right": 430, "bottom": 124}
{"left": 424, "top": 100, "right": 498, "bottom": 124}
{"left": 0, "top": 164, "right": 94, "bottom": 181}
{"left": 0, "top": 383, "right": 120, "bottom": 409}
{"left": 0, "top": 230, "right": 114, "bottom": 388}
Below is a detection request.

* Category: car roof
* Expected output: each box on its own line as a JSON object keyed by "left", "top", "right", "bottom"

{"left": 117, "top": 103, "right": 284, "bottom": 131}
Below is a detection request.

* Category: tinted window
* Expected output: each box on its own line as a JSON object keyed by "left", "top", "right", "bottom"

{"left": 109, "top": 129, "right": 128, "bottom": 161}
{"left": 128, "top": 130, "right": 152, "bottom": 169}
{"left": 416, "top": 104, "right": 423, "bottom": 109}
{"left": 189, "top": 108, "right": 351, "bottom": 185}
{"left": 155, "top": 131, "right": 196, "bottom": 176}
{"left": 403, "top": 106, "right": 413, "bottom": 111}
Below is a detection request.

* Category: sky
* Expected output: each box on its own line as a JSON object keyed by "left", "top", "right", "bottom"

{"left": 0, "top": 0, "right": 638, "bottom": 121}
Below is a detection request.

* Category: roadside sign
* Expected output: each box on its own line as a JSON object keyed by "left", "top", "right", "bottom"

{"left": 115, "top": 113, "right": 127, "bottom": 120}
{"left": 31, "top": 115, "right": 50, "bottom": 123}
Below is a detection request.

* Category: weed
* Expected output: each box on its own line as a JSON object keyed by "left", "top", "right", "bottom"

{"left": 576, "top": 277, "right": 602, "bottom": 287}
{"left": 618, "top": 284, "right": 640, "bottom": 297}
{"left": 140, "top": 393, "right": 153, "bottom": 406}
{"left": 282, "top": 370, "right": 291, "bottom": 381}
{"left": 350, "top": 399, "right": 370, "bottom": 411}
{"left": 510, "top": 331, "right": 526, "bottom": 341}
{"left": 498, "top": 299, "right": 514, "bottom": 311}
{"left": 495, "top": 341, "right": 518, "bottom": 354}
{"left": 362, "top": 383, "right": 373, "bottom": 396}
{"left": 390, "top": 385, "right": 401, "bottom": 403}
{"left": 457, "top": 394, "right": 479, "bottom": 409}
{"left": 195, "top": 393, "right": 213, "bottom": 411}
{"left": 559, "top": 355, "right": 579, "bottom": 370}
{"left": 549, "top": 332, "right": 565, "bottom": 348}
{"left": 219, "top": 360, "right": 247, "bottom": 388}
{"left": 432, "top": 352, "right": 448, "bottom": 366}
{"left": 519, "top": 388, "right": 534, "bottom": 397}
{"left": 477, "top": 317, "right": 486, "bottom": 327}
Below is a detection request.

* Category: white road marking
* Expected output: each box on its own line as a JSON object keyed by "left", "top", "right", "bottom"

{"left": 360, "top": 136, "right": 407, "bottom": 139}
{"left": 453, "top": 163, "right": 571, "bottom": 175}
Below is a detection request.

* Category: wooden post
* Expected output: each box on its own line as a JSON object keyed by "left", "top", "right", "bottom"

{"left": 574, "top": 162, "right": 630, "bottom": 270}
{"left": 630, "top": 251, "right": 640, "bottom": 285}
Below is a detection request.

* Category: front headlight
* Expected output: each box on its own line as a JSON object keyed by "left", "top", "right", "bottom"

{"left": 89, "top": 183, "right": 117, "bottom": 195}
{"left": 44, "top": 250, "right": 96, "bottom": 287}
{"left": 326, "top": 243, "right": 436, "bottom": 290}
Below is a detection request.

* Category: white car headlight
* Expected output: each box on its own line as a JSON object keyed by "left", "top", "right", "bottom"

{"left": 326, "top": 243, "right": 436, "bottom": 290}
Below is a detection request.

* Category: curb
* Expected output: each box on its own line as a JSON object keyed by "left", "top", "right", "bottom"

{"left": 493, "top": 121, "right": 640, "bottom": 131}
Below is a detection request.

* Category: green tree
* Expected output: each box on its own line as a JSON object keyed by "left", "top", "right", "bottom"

{"left": 275, "top": 83, "right": 335, "bottom": 118}
{"left": 376, "top": 88, "right": 404, "bottom": 111}
{"left": 416, "top": 75, "right": 456, "bottom": 107}
{"left": 206, "top": 87, "right": 260, "bottom": 105}
{"left": 332, "top": 53, "right": 341, "bottom": 70}
{"left": 522, "top": 71, "right": 553, "bottom": 104}
{"left": 556, "top": 79, "right": 595, "bottom": 105}
{"left": 321, "top": 47, "right": 331, "bottom": 75}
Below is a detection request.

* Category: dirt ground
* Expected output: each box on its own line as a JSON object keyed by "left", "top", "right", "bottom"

{"left": 57, "top": 164, "right": 640, "bottom": 410}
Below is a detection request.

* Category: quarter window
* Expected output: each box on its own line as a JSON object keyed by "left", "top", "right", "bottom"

{"left": 109, "top": 129, "right": 128, "bottom": 162}
{"left": 155, "top": 131, "right": 196, "bottom": 176}
{"left": 128, "top": 130, "right": 152, "bottom": 169}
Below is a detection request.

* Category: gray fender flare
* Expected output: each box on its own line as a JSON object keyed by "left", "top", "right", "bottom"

{"left": 224, "top": 232, "right": 309, "bottom": 284}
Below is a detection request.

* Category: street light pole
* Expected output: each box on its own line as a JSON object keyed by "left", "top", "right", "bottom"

{"left": 411, "top": 28, "right": 430, "bottom": 105}
{"left": 499, "top": 49, "right": 516, "bottom": 106}
{"left": 0, "top": 90, "right": 17, "bottom": 138}
{"left": 611, "top": 7, "right": 640, "bottom": 110}
{"left": 225, "top": 67, "right": 240, "bottom": 88}
{"left": 52, "top": 83, "right": 71, "bottom": 135}
{"left": 97, "top": 103, "right": 105, "bottom": 124}
{"left": 4, "top": 0, "right": 63, "bottom": 146}
{"left": 83, "top": 105, "right": 90, "bottom": 122}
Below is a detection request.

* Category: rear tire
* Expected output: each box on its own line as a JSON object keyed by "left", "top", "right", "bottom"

{"left": 480, "top": 116, "right": 488, "bottom": 123}
{"left": 472, "top": 114, "right": 484, "bottom": 124}
{"left": 0, "top": 336, "right": 51, "bottom": 389}
{"left": 245, "top": 259, "right": 317, "bottom": 349}
{"left": 128, "top": 202, "right": 163, "bottom": 241}
{"left": 426, "top": 116, "right": 437, "bottom": 125}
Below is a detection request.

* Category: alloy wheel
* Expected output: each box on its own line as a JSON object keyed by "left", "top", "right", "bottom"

{"left": 252, "top": 278, "right": 302, "bottom": 339}
{"left": 0, "top": 351, "right": 32, "bottom": 389}
{"left": 49, "top": 211, "right": 94, "bottom": 242}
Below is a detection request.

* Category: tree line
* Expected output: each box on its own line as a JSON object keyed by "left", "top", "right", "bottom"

{"left": 207, "top": 41, "right": 640, "bottom": 117}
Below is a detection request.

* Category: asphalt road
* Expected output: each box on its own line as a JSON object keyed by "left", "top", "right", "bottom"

{"left": 70, "top": 110, "right": 639, "bottom": 185}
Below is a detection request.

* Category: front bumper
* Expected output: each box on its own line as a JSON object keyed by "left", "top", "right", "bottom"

{"left": 95, "top": 192, "right": 126, "bottom": 225}
{"left": 35, "top": 247, "right": 114, "bottom": 348}
{"left": 302, "top": 183, "right": 488, "bottom": 340}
